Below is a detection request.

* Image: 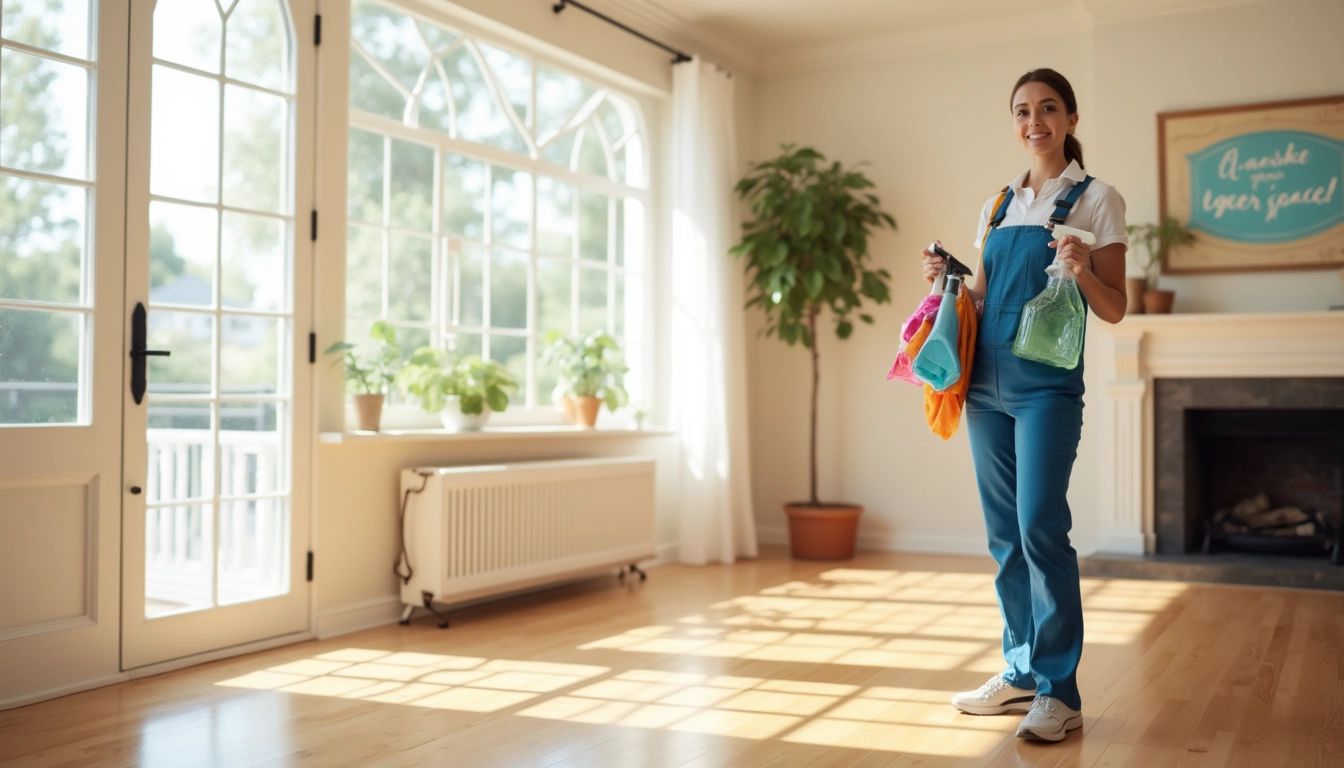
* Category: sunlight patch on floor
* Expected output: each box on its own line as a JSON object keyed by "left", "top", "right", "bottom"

{"left": 217, "top": 650, "right": 609, "bottom": 713}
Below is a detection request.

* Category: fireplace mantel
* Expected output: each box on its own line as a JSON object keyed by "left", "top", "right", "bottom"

{"left": 1093, "top": 311, "right": 1344, "bottom": 555}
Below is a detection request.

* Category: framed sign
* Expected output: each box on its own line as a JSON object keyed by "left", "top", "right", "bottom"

{"left": 1158, "top": 94, "right": 1344, "bottom": 274}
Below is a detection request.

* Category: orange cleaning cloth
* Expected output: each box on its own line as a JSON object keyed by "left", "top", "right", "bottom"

{"left": 923, "top": 288, "right": 978, "bottom": 440}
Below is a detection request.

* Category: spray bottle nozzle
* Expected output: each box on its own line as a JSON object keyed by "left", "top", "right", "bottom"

{"left": 930, "top": 242, "right": 973, "bottom": 282}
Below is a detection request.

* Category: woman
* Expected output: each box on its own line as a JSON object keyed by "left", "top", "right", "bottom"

{"left": 921, "top": 68, "right": 1128, "bottom": 742}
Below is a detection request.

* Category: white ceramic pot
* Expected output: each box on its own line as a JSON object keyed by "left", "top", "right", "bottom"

{"left": 440, "top": 396, "right": 491, "bottom": 432}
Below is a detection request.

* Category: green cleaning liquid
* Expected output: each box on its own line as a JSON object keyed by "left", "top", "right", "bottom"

{"left": 1011, "top": 260, "right": 1085, "bottom": 369}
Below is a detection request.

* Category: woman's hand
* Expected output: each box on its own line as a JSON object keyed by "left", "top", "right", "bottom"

{"left": 1050, "top": 234, "right": 1091, "bottom": 276}
{"left": 921, "top": 241, "right": 946, "bottom": 283}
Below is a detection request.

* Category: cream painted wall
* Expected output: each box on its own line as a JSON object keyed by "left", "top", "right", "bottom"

{"left": 312, "top": 1, "right": 760, "bottom": 632}
{"left": 746, "top": 0, "right": 1344, "bottom": 557}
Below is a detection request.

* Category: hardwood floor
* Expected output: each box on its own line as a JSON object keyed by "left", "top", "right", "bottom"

{"left": 2, "top": 548, "right": 1342, "bottom": 767}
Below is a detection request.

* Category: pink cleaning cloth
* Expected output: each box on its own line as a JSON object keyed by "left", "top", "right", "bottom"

{"left": 902, "top": 294, "right": 942, "bottom": 342}
{"left": 887, "top": 294, "right": 943, "bottom": 384}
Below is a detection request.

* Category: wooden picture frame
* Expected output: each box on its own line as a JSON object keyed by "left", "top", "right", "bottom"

{"left": 1157, "top": 94, "right": 1344, "bottom": 274}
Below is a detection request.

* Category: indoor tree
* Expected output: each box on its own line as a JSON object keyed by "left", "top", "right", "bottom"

{"left": 731, "top": 144, "right": 896, "bottom": 508}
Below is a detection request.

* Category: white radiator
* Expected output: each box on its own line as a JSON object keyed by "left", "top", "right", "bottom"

{"left": 398, "top": 457, "right": 656, "bottom": 613}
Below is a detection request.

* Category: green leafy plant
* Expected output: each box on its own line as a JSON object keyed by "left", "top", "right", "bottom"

{"left": 323, "top": 320, "right": 401, "bottom": 395}
{"left": 1126, "top": 217, "right": 1195, "bottom": 291}
{"left": 730, "top": 144, "right": 896, "bottom": 506}
{"left": 541, "top": 331, "right": 629, "bottom": 412}
{"left": 398, "top": 347, "right": 517, "bottom": 415}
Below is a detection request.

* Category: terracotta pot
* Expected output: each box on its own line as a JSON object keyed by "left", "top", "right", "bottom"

{"left": 353, "top": 393, "right": 384, "bottom": 432}
{"left": 785, "top": 503, "right": 863, "bottom": 560}
{"left": 1143, "top": 289, "right": 1176, "bottom": 314}
{"left": 573, "top": 395, "right": 601, "bottom": 428}
{"left": 1125, "top": 278, "right": 1147, "bottom": 315}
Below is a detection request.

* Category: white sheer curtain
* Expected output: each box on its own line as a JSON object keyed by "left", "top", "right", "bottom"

{"left": 670, "top": 57, "right": 757, "bottom": 565}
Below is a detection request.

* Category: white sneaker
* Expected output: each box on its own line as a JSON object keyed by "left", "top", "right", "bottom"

{"left": 950, "top": 674, "right": 1036, "bottom": 715}
{"left": 1015, "top": 695, "right": 1083, "bottom": 742}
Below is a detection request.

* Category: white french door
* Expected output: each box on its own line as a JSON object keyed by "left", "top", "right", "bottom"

{"left": 120, "top": 0, "right": 315, "bottom": 670}
{"left": 0, "top": 0, "right": 128, "bottom": 708}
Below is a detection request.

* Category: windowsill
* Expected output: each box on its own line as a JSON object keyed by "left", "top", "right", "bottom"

{"left": 318, "top": 425, "right": 674, "bottom": 444}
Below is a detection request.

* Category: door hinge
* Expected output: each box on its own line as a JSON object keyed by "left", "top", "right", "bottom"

{"left": 308, "top": 332, "right": 316, "bottom": 364}
{"left": 309, "top": 209, "right": 317, "bottom": 241}
{"left": 306, "top": 551, "right": 314, "bottom": 582}
{"left": 314, "top": 14, "right": 322, "bottom": 46}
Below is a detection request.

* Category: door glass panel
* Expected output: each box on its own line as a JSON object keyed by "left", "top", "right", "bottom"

{"left": 219, "top": 498, "right": 288, "bottom": 605}
{"left": 152, "top": 0, "right": 221, "bottom": 74}
{"left": 0, "top": 48, "right": 91, "bottom": 180}
{"left": 146, "top": 402, "right": 213, "bottom": 503}
{"left": 148, "top": 309, "right": 213, "bottom": 395}
{"left": 0, "top": 308, "right": 81, "bottom": 424}
{"left": 220, "top": 314, "right": 281, "bottom": 396}
{"left": 0, "top": 176, "right": 85, "bottom": 304}
{"left": 144, "top": 504, "right": 214, "bottom": 617}
{"left": 1, "top": 0, "right": 91, "bottom": 60}
{"left": 220, "top": 401, "right": 281, "bottom": 495}
{"left": 149, "top": 201, "right": 216, "bottom": 306}
{"left": 150, "top": 67, "right": 219, "bottom": 203}
{"left": 223, "top": 85, "right": 286, "bottom": 213}
{"left": 222, "top": 212, "right": 286, "bottom": 311}
{"left": 225, "top": 0, "right": 288, "bottom": 91}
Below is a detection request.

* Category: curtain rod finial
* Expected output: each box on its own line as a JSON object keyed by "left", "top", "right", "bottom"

{"left": 552, "top": 1, "right": 566, "bottom": 14}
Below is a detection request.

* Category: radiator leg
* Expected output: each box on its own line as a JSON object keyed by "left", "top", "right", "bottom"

{"left": 399, "top": 605, "right": 416, "bottom": 625}
{"left": 628, "top": 563, "right": 647, "bottom": 581}
{"left": 422, "top": 591, "right": 451, "bottom": 629}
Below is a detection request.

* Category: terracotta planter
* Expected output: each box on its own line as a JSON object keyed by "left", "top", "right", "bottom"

{"left": 353, "top": 393, "right": 384, "bottom": 432}
{"left": 1125, "top": 278, "right": 1147, "bottom": 315}
{"left": 785, "top": 503, "right": 863, "bottom": 560}
{"left": 1143, "top": 289, "right": 1176, "bottom": 314}
{"left": 573, "top": 395, "right": 601, "bottom": 428}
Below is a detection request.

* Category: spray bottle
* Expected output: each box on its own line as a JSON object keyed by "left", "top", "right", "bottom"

{"left": 1011, "top": 226, "right": 1092, "bottom": 369}
{"left": 912, "top": 244, "right": 974, "bottom": 391}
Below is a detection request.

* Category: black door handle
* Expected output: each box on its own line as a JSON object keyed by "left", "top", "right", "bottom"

{"left": 130, "top": 303, "right": 171, "bottom": 405}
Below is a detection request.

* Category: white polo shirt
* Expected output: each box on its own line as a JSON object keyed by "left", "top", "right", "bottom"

{"left": 973, "top": 160, "right": 1128, "bottom": 251}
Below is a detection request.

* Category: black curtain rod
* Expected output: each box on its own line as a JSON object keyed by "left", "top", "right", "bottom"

{"left": 552, "top": 0, "right": 692, "bottom": 64}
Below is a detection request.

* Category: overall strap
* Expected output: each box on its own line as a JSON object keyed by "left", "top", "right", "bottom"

{"left": 979, "top": 185, "right": 1013, "bottom": 247}
{"left": 1049, "top": 174, "right": 1094, "bottom": 226}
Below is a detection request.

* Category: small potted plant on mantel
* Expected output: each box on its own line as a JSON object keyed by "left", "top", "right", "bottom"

{"left": 398, "top": 347, "right": 518, "bottom": 432}
{"left": 541, "top": 331, "right": 629, "bottom": 428}
{"left": 1127, "top": 217, "right": 1195, "bottom": 315}
{"left": 730, "top": 144, "right": 896, "bottom": 560}
{"left": 324, "top": 320, "right": 400, "bottom": 431}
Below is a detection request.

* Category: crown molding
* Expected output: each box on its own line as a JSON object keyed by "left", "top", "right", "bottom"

{"left": 755, "top": 0, "right": 1281, "bottom": 78}
{"left": 570, "top": 0, "right": 762, "bottom": 78}
{"left": 1081, "top": 0, "right": 1281, "bottom": 26}
{"left": 758, "top": 5, "right": 1093, "bottom": 78}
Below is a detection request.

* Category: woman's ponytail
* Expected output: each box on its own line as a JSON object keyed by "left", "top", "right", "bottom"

{"left": 1063, "top": 133, "right": 1084, "bottom": 169}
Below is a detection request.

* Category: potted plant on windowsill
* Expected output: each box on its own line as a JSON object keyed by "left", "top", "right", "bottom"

{"left": 398, "top": 347, "right": 518, "bottom": 432}
{"left": 731, "top": 144, "right": 896, "bottom": 560}
{"left": 1126, "top": 217, "right": 1195, "bottom": 315}
{"left": 541, "top": 331, "right": 629, "bottom": 429}
{"left": 324, "top": 320, "right": 400, "bottom": 432}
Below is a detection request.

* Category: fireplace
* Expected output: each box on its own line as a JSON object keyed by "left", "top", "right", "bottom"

{"left": 1152, "top": 379, "right": 1344, "bottom": 562}
{"left": 1082, "top": 311, "right": 1344, "bottom": 590}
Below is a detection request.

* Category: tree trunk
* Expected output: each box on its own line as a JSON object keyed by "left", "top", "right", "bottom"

{"left": 808, "top": 305, "right": 819, "bottom": 506}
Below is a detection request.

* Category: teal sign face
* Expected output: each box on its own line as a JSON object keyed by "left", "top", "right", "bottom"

{"left": 1187, "top": 130, "right": 1342, "bottom": 243}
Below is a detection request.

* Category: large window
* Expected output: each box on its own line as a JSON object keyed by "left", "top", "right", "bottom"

{"left": 346, "top": 0, "right": 649, "bottom": 415}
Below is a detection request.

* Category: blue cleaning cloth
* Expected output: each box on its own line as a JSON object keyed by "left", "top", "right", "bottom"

{"left": 912, "top": 292, "right": 961, "bottom": 391}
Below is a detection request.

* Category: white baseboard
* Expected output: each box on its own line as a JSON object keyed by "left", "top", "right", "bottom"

{"left": 651, "top": 541, "right": 677, "bottom": 566}
{"left": 0, "top": 673, "right": 129, "bottom": 712}
{"left": 758, "top": 526, "right": 986, "bottom": 557}
{"left": 316, "top": 596, "right": 403, "bottom": 639}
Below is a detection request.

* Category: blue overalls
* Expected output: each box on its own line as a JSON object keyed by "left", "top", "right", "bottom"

{"left": 966, "top": 175, "right": 1093, "bottom": 712}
